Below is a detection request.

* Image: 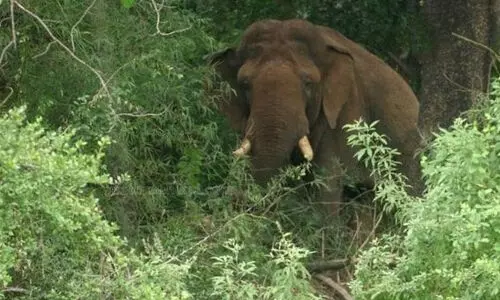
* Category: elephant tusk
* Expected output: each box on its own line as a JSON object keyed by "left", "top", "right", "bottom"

{"left": 233, "top": 138, "right": 251, "bottom": 157}
{"left": 298, "top": 136, "right": 314, "bottom": 161}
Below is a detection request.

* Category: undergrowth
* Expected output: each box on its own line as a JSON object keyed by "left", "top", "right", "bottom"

{"left": 348, "top": 76, "right": 500, "bottom": 299}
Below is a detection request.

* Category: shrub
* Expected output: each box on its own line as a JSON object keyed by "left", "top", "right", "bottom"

{"left": 347, "top": 76, "right": 500, "bottom": 299}
{"left": 0, "top": 106, "right": 191, "bottom": 299}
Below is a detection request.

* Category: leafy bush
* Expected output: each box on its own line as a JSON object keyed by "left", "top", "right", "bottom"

{"left": 209, "top": 232, "right": 320, "bottom": 300}
{"left": 1, "top": 0, "right": 237, "bottom": 244}
{"left": 348, "top": 76, "right": 500, "bottom": 299}
{"left": 0, "top": 106, "right": 192, "bottom": 299}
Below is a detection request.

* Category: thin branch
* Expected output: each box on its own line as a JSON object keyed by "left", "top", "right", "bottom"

{"left": 10, "top": 0, "right": 16, "bottom": 49}
{"left": 452, "top": 32, "right": 500, "bottom": 61}
{"left": 95, "top": 60, "right": 133, "bottom": 97}
{"left": 116, "top": 110, "right": 167, "bottom": 118}
{"left": 1, "top": 87, "right": 14, "bottom": 107}
{"left": 177, "top": 213, "right": 272, "bottom": 258}
{"left": 32, "top": 41, "right": 56, "bottom": 59}
{"left": 0, "top": 41, "right": 14, "bottom": 65}
{"left": 150, "top": 0, "right": 192, "bottom": 37}
{"left": 357, "top": 213, "right": 383, "bottom": 252}
{"left": 70, "top": 0, "right": 97, "bottom": 51}
{"left": 442, "top": 72, "right": 486, "bottom": 94}
{"left": 452, "top": 32, "right": 500, "bottom": 96}
{"left": 14, "top": 1, "right": 111, "bottom": 100}
{"left": 387, "top": 51, "right": 411, "bottom": 77}
{"left": 314, "top": 274, "right": 353, "bottom": 300}
{"left": 262, "top": 180, "right": 312, "bottom": 215}
{"left": 346, "top": 209, "right": 362, "bottom": 253}
{"left": 2, "top": 286, "right": 28, "bottom": 293}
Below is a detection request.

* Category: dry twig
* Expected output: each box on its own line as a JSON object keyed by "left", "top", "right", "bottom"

{"left": 357, "top": 212, "right": 383, "bottom": 252}
{"left": 1, "top": 87, "right": 14, "bottom": 107}
{"left": 70, "top": 0, "right": 97, "bottom": 51}
{"left": 388, "top": 51, "right": 411, "bottom": 78}
{"left": 32, "top": 41, "right": 56, "bottom": 59}
{"left": 14, "top": 1, "right": 111, "bottom": 101}
{"left": 346, "top": 209, "right": 362, "bottom": 253}
{"left": 2, "top": 286, "right": 28, "bottom": 294}
{"left": 150, "top": 0, "right": 192, "bottom": 37}
{"left": 452, "top": 32, "right": 500, "bottom": 61}
{"left": 452, "top": 32, "right": 500, "bottom": 94}
{"left": 116, "top": 110, "right": 167, "bottom": 118}
{"left": 10, "top": 0, "right": 16, "bottom": 48}
{"left": 0, "top": 41, "right": 14, "bottom": 65}
{"left": 314, "top": 274, "right": 353, "bottom": 300}
{"left": 177, "top": 213, "right": 272, "bottom": 258}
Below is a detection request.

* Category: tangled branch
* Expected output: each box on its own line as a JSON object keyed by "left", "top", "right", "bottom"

{"left": 314, "top": 274, "right": 353, "bottom": 300}
{"left": 150, "top": 0, "right": 192, "bottom": 37}
{"left": 70, "top": 0, "right": 98, "bottom": 51}
{"left": 0, "top": 41, "right": 14, "bottom": 65}
{"left": 12, "top": 1, "right": 111, "bottom": 101}
{"left": 1, "top": 87, "right": 14, "bottom": 107}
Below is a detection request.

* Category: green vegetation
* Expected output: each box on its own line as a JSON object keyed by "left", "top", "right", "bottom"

{"left": 0, "top": 0, "right": 497, "bottom": 299}
{"left": 349, "top": 77, "right": 500, "bottom": 299}
{"left": 0, "top": 106, "right": 192, "bottom": 299}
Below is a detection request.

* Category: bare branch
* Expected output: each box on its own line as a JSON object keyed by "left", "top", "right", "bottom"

{"left": 70, "top": 0, "right": 97, "bottom": 51}
{"left": 177, "top": 213, "right": 272, "bottom": 258}
{"left": 150, "top": 0, "right": 192, "bottom": 37}
{"left": 1, "top": 87, "right": 14, "bottom": 107}
{"left": 14, "top": 1, "right": 111, "bottom": 100}
{"left": 95, "top": 60, "right": 134, "bottom": 97}
{"left": 357, "top": 213, "right": 384, "bottom": 252}
{"left": 452, "top": 32, "right": 500, "bottom": 61}
{"left": 314, "top": 274, "right": 353, "bottom": 300}
{"left": 442, "top": 72, "right": 486, "bottom": 94}
{"left": 388, "top": 51, "right": 412, "bottom": 78}
{"left": 116, "top": 110, "right": 167, "bottom": 118}
{"left": 0, "top": 1, "right": 17, "bottom": 65}
{"left": 2, "top": 286, "right": 28, "bottom": 293}
{"left": 10, "top": 0, "right": 16, "bottom": 49}
{"left": 0, "top": 41, "right": 14, "bottom": 65}
{"left": 32, "top": 41, "right": 56, "bottom": 59}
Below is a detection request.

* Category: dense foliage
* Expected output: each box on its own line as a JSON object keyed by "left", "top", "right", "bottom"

{"left": 1, "top": 0, "right": 497, "bottom": 299}
{"left": 0, "top": 1, "right": 344, "bottom": 298}
{"left": 349, "top": 77, "right": 500, "bottom": 299}
{"left": 0, "top": 106, "right": 193, "bottom": 299}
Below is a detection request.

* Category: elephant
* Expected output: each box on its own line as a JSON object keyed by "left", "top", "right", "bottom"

{"left": 206, "top": 19, "right": 423, "bottom": 214}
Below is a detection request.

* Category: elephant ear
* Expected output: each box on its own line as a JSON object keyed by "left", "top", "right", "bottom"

{"left": 205, "top": 48, "right": 248, "bottom": 133}
{"left": 319, "top": 30, "right": 361, "bottom": 129}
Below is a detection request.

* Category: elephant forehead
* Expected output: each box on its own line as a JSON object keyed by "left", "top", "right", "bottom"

{"left": 238, "top": 53, "right": 319, "bottom": 83}
{"left": 241, "top": 19, "right": 318, "bottom": 45}
{"left": 239, "top": 44, "right": 321, "bottom": 82}
{"left": 238, "top": 58, "right": 297, "bottom": 81}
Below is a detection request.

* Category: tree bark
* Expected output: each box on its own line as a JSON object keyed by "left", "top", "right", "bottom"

{"left": 418, "top": 0, "right": 493, "bottom": 137}
{"left": 492, "top": 0, "right": 500, "bottom": 53}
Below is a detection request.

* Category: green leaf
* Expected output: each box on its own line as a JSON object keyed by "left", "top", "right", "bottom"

{"left": 120, "top": 0, "right": 136, "bottom": 8}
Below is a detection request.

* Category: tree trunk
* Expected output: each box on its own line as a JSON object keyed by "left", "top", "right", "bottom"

{"left": 492, "top": 0, "right": 500, "bottom": 53}
{"left": 418, "top": 0, "right": 494, "bottom": 138}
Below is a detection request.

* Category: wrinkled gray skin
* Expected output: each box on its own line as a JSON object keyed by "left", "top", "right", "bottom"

{"left": 207, "top": 19, "right": 423, "bottom": 214}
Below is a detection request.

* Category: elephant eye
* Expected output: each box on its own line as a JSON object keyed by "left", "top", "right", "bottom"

{"left": 238, "top": 79, "right": 252, "bottom": 103}
{"left": 302, "top": 78, "right": 314, "bottom": 98}
{"left": 240, "top": 79, "right": 250, "bottom": 89}
{"left": 244, "top": 90, "right": 252, "bottom": 104}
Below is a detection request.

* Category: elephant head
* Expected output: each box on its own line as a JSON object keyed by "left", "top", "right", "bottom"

{"left": 207, "top": 19, "right": 361, "bottom": 184}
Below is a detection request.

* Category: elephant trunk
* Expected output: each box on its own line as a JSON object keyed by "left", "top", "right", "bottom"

{"left": 236, "top": 108, "right": 312, "bottom": 185}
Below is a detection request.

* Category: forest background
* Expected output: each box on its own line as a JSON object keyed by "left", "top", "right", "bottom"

{"left": 1, "top": 0, "right": 499, "bottom": 299}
